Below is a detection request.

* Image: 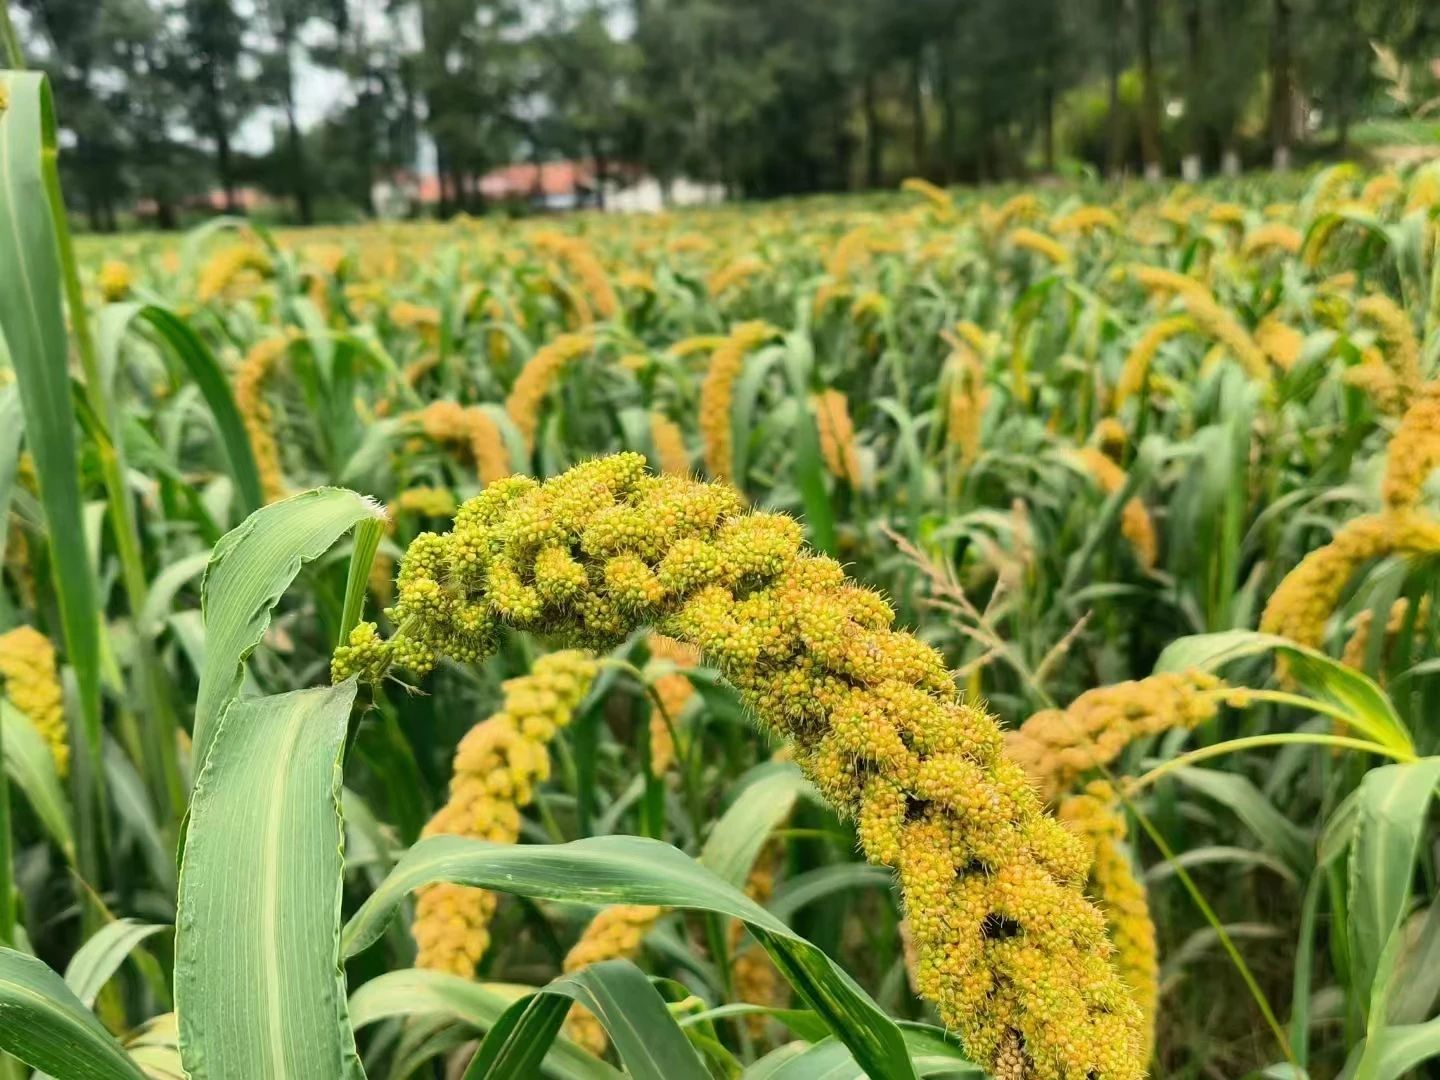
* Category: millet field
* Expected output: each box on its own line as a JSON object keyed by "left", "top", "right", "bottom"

{"left": 4, "top": 65, "right": 1440, "bottom": 1080}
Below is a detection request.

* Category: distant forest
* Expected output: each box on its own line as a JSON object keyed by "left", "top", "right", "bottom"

{"left": 7, "top": 0, "right": 1440, "bottom": 228}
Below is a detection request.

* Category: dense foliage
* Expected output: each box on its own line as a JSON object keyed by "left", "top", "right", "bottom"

{"left": 6, "top": 0, "right": 1440, "bottom": 225}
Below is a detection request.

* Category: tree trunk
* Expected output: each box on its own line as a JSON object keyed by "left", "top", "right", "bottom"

{"left": 1041, "top": 66, "right": 1056, "bottom": 174}
{"left": 1104, "top": 0, "right": 1126, "bottom": 178}
{"left": 279, "top": 25, "right": 314, "bottom": 226}
{"left": 1268, "top": 0, "right": 1293, "bottom": 168}
{"left": 1136, "top": 0, "right": 1163, "bottom": 178}
{"left": 863, "top": 71, "right": 882, "bottom": 189}
{"left": 1182, "top": 0, "right": 1204, "bottom": 175}
{"left": 910, "top": 57, "right": 926, "bottom": 176}
{"left": 937, "top": 54, "right": 957, "bottom": 182}
{"left": 204, "top": 66, "right": 238, "bottom": 213}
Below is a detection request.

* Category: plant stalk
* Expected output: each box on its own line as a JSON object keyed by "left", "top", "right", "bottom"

{"left": 0, "top": 1, "right": 23, "bottom": 69}
{"left": 1125, "top": 732, "right": 1415, "bottom": 795}
{"left": 37, "top": 81, "right": 185, "bottom": 822}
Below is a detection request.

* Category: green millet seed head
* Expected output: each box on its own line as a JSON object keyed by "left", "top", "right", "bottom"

{"left": 334, "top": 453, "right": 1147, "bottom": 1080}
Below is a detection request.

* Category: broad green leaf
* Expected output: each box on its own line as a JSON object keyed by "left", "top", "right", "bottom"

{"left": 0, "top": 946, "right": 145, "bottom": 1080}
{"left": 193, "top": 487, "right": 382, "bottom": 767}
{"left": 0, "top": 383, "right": 23, "bottom": 554}
{"left": 742, "top": 1024, "right": 982, "bottom": 1079}
{"left": 175, "top": 682, "right": 362, "bottom": 1080}
{"left": 137, "top": 552, "right": 211, "bottom": 638}
{"left": 96, "top": 303, "right": 262, "bottom": 512}
{"left": 1170, "top": 767, "right": 1312, "bottom": 876}
{"left": 0, "top": 71, "right": 102, "bottom": 764}
{"left": 1340, "top": 1015, "right": 1440, "bottom": 1080}
{"left": 1346, "top": 759, "right": 1440, "bottom": 1028}
{"left": 699, "top": 762, "right": 808, "bottom": 887}
{"left": 465, "top": 960, "right": 709, "bottom": 1080}
{"left": 1, "top": 697, "right": 74, "bottom": 861}
{"left": 123, "top": 1014, "right": 184, "bottom": 1080}
{"left": 1389, "top": 900, "right": 1440, "bottom": 1025}
{"left": 344, "top": 835, "right": 918, "bottom": 1080}
{"left": 769, "top": 864, "right": 894, "bottom": 924}
{"left": 348, "top": 968, "right": 621, "bottom": 1080}
{"left": 64, "top": 919, "right": 168, "bottom": 1009}
{"left": 1154, "top": 630, "right": 1412, "bottom": 753}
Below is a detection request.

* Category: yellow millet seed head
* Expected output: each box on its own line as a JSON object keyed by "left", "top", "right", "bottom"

{"left": 562, "top": 903, "right": 667, "bottom": 1053}
{"left": 1261, "top": 512, "right": 1440, "bottom": 650}
{"left": 97, "top": 261, "right": 135, "bottom": 302}
{"left": 1059, "top": 783, "right": 1159, "bottom": 1060}
{"left": 331, "top": 454, "right": 1148, "bottom": 1078}
{"left": 1051, "top": 205, "right": 1120, "bottom": 236}
{"left": 1128, "top": 264, "right": 1210, "bottom": 304}
{"left": 1357, "top": 296, "right": 1422, "bottom": 411}
{"left": 1255, "top": 317, "right": 1304, "bottom": 371}
{"left": 1242, "top": 223, "right": 1302, "bottom": 258}
{"left": 1180, "top": 291, "right": 1270, "bottom": 382}
{"left": 647, "top": 635, "right": 699, "bottom": 774}
{"left": 234, "top": 336, "right": 293, "bottom": 504}
{"left": 392, "top": 486, "right": 458, "bottom": 521}
{"left": 649, "top": 411, "right": 690, "bottom": 476}
{"left": 1008, "top": 671, "right": 1223, "bottom": 799}
{"left": 505, "top": 332, "right": 595, "bottom": 447}
{"left": 410, "top": 649, "right": 598, "bottom": 975}
{"left": 811, "top": 389, "right": 862, "bottom": 487}
{"left": 901, "top": 176, "right": 954, "bottom": 216}
{"left": 197, "top": 243, "right": 272, "bottom": 302}
{"left": 708, "top": 256, "right": 766, "bottom": 297}
{"left": 1115, "top": 316, "right": 1193, "bottom": 406}
{"left": 532, "top": 231, "right": 619, "bottom": 320}
{"left": 1070, "top": 449, "right": 1157, "bottom": 570}
{"left": 0, "top": 626, "right": 68, "bottom": 777}
{"left": 1342, "top": 597, "right": 1429, "bottom": 676}
{"left": 1007, "top": 227, "right": 1071, "bottom": 266}
{"left": 700, "top": 322, "right": 777, "bottom": 483}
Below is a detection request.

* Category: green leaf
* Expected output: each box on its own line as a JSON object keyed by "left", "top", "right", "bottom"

{"left": 193, "top": 487, "right": 382, "bottom": 767}
{"left": 742, "top": 1024, "right": 982, "bottom": 1079}
{"left": 175, "top": 682, "right": 363, "bottom": 1080}
{"left": 0, "top": 946, "right": 146, "bottom": 1080}
{"left": 1, "top": 697, "right": 74, "bottom": 861}
{"left": 465, "top": 960, "right": 709, "bottom": 1080}
{"left": 1169, "top": 767, "right": 1312, "bottom": 876}
{"left": 348, "top": 968, "right": 622, "bottom": 1080}
{"left": 344, "top": 834, "right": 918, "bottom": 1080}
{"left": 1154, "top": 630, "right": 1413, "bottom": 753}
{"left": 1341, "top": 1015, "right": 1440, "bottom": 1080}
{"left": 699, "top": 762, "right": 808, "bottom": 887}
{"left": 1346, "top": 758, "right": 1440, "bottom": 1028}
{"left": 96, "top": 303, "right": 262, "bottom": 512}
{"left": 0, "top": 383, "right": 24, "bottom": 553}
{"left": 64, "top": 919, "right": 168, "bottom": 1009}
{"left": 0, "top": 71, "right": 102, "bottom": 766}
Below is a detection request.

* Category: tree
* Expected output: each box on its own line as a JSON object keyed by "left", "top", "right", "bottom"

{"left": 179, "top": 0, "right": 251, "bottom": 213}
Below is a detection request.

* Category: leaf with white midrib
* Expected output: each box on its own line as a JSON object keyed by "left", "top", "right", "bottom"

{"left": 175, "top": 681, "right": 363, "bottom": 1080}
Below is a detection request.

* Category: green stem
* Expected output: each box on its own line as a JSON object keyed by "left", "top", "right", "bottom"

{"left": 40, "top": 101, "right": 186, "bottom": 822}
{"left": 1125, "top": 796, "right": 1297, "bottom": 1067}
{"left": 1126, "top": 732, "right": 1414, "bottom": 795}
{"left": 0, "top": 699, "right": 21, "bottom": 1080}
{"left": 0, "top": 708, "right": 13, "bottom": 948}
{"left": 339, "top": 517, "right": 385, "bottom": 649}
{"left": 0, "top": 2, "right": 23, "bottom": 69}
{"left": 1427, "top": 225, "right": 1440, "bottom": 372}
{"left": 1205, "top": 686, "right": 1412, "bottom": 754}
